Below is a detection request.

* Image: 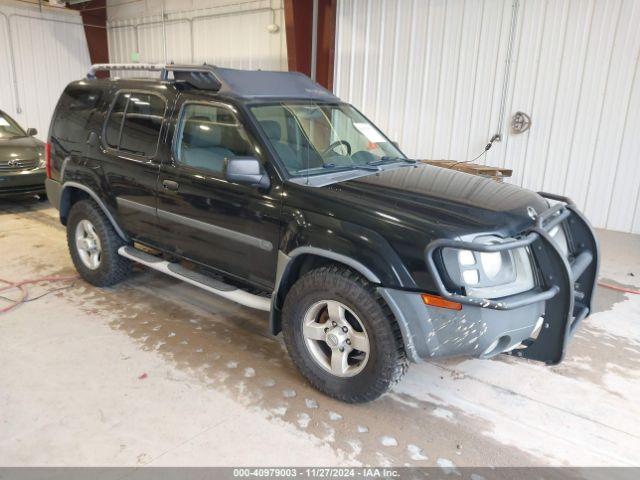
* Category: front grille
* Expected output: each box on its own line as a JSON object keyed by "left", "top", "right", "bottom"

{"left": 0, "top": 158, "right": 39, "bottom": 172}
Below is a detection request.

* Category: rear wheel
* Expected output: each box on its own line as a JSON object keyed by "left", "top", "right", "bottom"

{"left": 67, "top": 199, "right": 131, "bottom": 287}
{"left": 282, "top": 265, "right": 408, "bottom": 403}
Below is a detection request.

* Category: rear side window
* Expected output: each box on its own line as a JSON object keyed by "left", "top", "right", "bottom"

{"left": 52, "top": 87, "right": 102, "bottom": 144}
{"left": 104, "top": 91, "right": 166, "bottom": 157}
{"left": 174, "top": 103, "right": 254, "bottom": 174}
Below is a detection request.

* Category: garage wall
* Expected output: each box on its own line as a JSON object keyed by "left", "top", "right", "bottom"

{"left": 107, "top": 0, "right": 287, "bottom": 73}
{"left": 334, "top": 0, "right": 640, "bottom": 233}
{"left": 0, "top": 0, "right": 91, "bottom": 140}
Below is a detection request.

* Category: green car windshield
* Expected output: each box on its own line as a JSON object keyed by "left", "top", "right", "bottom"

{"left": 250, "top": 103, "right": 405, "bottom": 177}
{"left": 0, "top": 111, "right": 26, "bottom": 140}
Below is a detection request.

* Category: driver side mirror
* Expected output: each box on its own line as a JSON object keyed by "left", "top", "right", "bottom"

{"left": 26, "top": 128, "right": 37, "bottom": 136}
{"left": 225, "top": 157, "right": 270, "bottom": 189}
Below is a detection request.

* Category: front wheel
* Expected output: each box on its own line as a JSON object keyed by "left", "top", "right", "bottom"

{"left": 282, "top": 265, "right": 408, "bottom": 403}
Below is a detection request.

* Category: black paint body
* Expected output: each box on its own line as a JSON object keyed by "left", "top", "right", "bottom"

{"left": 45, "top": 75, "right": 598, "bottom": 364}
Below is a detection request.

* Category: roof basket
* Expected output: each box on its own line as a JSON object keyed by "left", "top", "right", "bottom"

{"left": 86, "top": 63, "right": 222, "bottom": 91}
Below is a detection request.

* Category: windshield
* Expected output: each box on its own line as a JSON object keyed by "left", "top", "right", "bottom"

{"left": 0, "top": 111, "right": 26, "bottom": 140}
{"left": 250, "top": 102, "right": 405, "bottom": 177}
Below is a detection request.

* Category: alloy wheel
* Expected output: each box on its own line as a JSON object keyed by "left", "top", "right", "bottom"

{"left": 302, "top": 299, "right": 370, "bottom": 377}
{"left": 75, "top": 219, "right": 102, "bottom": 270}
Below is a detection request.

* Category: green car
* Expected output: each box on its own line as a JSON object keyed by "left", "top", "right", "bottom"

{"left": 0, "top": 109, "right": 46, "bottom": 199}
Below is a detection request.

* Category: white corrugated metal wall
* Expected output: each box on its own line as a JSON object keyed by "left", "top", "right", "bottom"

{"left": 334, "top": 0, "right": 640, "bottom": 233}
{"left": 0, "top": 0, "right": 90, "bottom": 140}
{"left": 107, "top": 0, "right": 287, "bottom": 74}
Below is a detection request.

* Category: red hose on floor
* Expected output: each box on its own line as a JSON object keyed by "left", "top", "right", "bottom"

{"left": 597, "top": 281, "right": 640, "bottom": 295}
{"left": 0, "top": 275, "right": 79, "bottom": 314}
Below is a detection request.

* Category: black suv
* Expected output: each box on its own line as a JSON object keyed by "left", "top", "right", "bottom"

{"left": 45, "top": 64, "right": 599, "bottom": 403}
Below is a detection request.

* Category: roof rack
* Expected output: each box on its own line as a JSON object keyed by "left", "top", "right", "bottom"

{"left": 86, "top": 63, "right": 222, "bottom": 91}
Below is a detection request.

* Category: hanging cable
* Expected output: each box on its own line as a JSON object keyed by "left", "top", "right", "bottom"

{"left": 449, "top": 134, "right": 501, "bottom": 169}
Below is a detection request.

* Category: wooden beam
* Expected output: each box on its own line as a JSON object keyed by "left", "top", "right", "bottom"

{"left": 69, "top": 0, "right": 109, "bottom": 78}
{"left": 317, "top": 0, "right": 337, "bottom": 91}
{"left": 284, "top": 0, "right": 312, "bottom": 77}
{"left": 284, "top": 0, "right": 336, "bottom": 90}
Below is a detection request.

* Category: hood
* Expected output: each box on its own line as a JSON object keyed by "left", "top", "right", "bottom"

{"left": 0, "top": 136, "right": 44, "bottom": 163}
{"left": 320, "top": 164, "right": 549, "bottom": 239}
{"left": 284, "top": 164, "right": 550, "bottom": 291}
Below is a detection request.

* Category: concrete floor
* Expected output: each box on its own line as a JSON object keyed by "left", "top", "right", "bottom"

{"left": 0, "top": 198, "right": 639, "bottom": 467}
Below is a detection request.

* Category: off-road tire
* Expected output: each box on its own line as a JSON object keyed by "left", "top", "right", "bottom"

{"left": 282, "top": 265, "right": 408, "bottom": 403}
{"left": 67, "top": 199, "right": 131, "bottom": 287}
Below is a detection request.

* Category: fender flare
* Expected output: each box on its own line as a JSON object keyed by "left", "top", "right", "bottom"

{"left": 269, "top": 246, "right": 383, "bottom": 335}
{"left": 60, "top": 181, "right": 129, "bottom": 242}
{"left": 286, "top": 246, "right": 382, "bottom": 283}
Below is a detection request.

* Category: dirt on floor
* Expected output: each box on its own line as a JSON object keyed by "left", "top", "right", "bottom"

{"left": 1, "top": 198, "right": 639, "bottom": 467}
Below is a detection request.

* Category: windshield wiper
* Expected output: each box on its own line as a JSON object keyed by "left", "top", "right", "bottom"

{"left": 325, "top": 162, "right": 379, "bottom": 171}
{"left": 297, "top": 163, "right": 380, "bottom": 175}
{"left": 354, "top": 165, "right": 381, "bottom": 171}
{"left": 367, "top": 156, "right": 417, "bottom": 166}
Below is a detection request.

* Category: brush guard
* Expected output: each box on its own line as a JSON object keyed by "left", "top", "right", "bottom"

{"left": 425, "top": 193, "right": 599, "bottom": 365}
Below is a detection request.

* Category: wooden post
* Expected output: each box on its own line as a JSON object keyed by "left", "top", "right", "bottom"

{"left": 284, "top": 0, "right": 336, "bottom": 90}
{"left": 69, "top": 0, "right": 109, "bottom": 78}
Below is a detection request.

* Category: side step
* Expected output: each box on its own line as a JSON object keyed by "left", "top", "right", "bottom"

{"left": 118, "top": 246, "right": 271, "bottom": 311}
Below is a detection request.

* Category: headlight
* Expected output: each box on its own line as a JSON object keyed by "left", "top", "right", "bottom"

{"left": 480, "top": 251, "right": 502, "bottom": 278}
{"left": 442, "top": 236, "right": 535, "bottom": 299}
{"left": 38, "top": 152, "right": 45, "bottom": 169}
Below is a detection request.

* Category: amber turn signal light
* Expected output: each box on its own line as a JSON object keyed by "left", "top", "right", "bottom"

{"left": 421, "top": 293, "right": 462, "bottom": 311}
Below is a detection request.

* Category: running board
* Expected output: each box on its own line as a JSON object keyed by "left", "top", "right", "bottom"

{"left": 118, "top": 246, "right": 271, "bottom": 311}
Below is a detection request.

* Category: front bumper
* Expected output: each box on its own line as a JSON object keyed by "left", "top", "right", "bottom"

{"left": 0, "top": 170, "right": 46, "bottom": 197}
{"left": 381, "top": 193, "right": 599, "bottom": 364}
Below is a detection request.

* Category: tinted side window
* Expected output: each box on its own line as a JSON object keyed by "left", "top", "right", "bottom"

{"left": 120, "top": 93, "right": 165, "bottom": 156}
{"left": 52, "top": 87, "right": 102, "bottom": 144}
{"left": 175, "top": 103, "right": 253, "bottom": 174}
{"left": 104, "top": 92, "right": 166, "bottom": 157}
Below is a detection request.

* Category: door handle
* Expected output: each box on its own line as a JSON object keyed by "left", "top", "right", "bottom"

{"left": 162, "top": 179, "right": 179, "bottom": 191}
